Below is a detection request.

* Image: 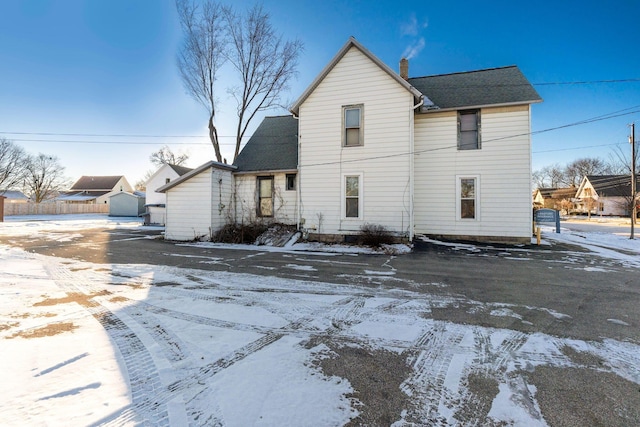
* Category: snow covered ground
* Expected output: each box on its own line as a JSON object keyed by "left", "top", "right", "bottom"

{"left": 0, "top": 215, "right": 638, "bottom": 426}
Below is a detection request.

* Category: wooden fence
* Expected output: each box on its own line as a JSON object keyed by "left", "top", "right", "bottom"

{"left": 4, "top": 202, "right": 110, "bottom": 216}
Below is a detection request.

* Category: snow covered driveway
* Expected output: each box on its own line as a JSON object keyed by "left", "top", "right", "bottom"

{"left": 1, "top": 216, "right": 639, "bottom": 426}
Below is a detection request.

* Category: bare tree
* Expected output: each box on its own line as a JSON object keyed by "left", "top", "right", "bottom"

{"left": 150, "top": 145, "right": 189, "bottom": 167}
{"left": 176, "top": 0, "right": 303, "bottom": 163}
{"left": 23, "top": 154, "right": 69, "bottom": 203}
{"left": 224, "top": 4, "right": 303, "bottom": 161}
{"left": 533, "top": 163, "right": 565, "bottom": 188}
{"left": 176, "top": 0, "right": 227, "bottom": 162}
{"left": 0, "top": 138, "right": 28, "bottom": 193}
{"left": 563, "top": 157, "right": 609, "bottom": 186}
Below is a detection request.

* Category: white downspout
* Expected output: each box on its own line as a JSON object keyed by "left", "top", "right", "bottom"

{"left": 292, "top": 113, "right": 301, "bottom": 231}
{"left": 409, "top": 97, "right": 424, "bottom": 242}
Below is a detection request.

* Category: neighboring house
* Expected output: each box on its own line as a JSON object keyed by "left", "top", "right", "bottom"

{"left": 58, "top": 176, "right": 133, "bottom": 204}
{"left": 144, "top": 164, "right": 193, "bottom": 225}
{"left": 109, "top": 191, "right": 146, "bottom": 217}
{"left": 575, "top": 175, "right": 640, "bottom": 216}
{"left": 162, "top": 37, "right": 541, "bottom": 244}
{"left": 533, "top": 187, "right": 577, "bottom": 212}
{"left": 0, "top": 190, "right": 29, "bottom": 203}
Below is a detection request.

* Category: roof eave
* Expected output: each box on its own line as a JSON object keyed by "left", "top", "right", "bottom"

{"left": 233, "top": 168, "right": 298, "bottom": 176}
{"left": 419, "top": 99, "right": 543, "bottom": 114}
{"left": 157, "top": 161, "right": 236, "bottom": 193}
{"left": 290, "top": 37, "right": 423, "bottom": 115}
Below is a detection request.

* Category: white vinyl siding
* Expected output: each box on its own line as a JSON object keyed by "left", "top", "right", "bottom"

{"left": 298, "top": 46, "right": 414, "bottom": 235}
{"left": 233, "top": 173, "right": 298, "bottom": 225}
{"left": 164, "top": 167, "right": 233, "bottom": 241}
{"left": 414, "top": 105, "right": 533, "bottom": 240}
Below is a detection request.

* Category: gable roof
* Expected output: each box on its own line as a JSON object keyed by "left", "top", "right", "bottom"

{"left": 168, "top": 164, "right": 193, "bottom": 176}
{"left": 410, "top": 66, "right": 542, "bottom": 111}
{"left": 290, "top": 37, "right": 423, "bottom": 115}
{"left": 583, "top": 175, "right": 639, "bottom": 198}
{"left": 71, "top": 176, "right": 124, "bottom": 191}
{"left": 157, "top": 160, "right": 236, "bottom": 193}
{"left": 233, "top": 115, "right": 298, "bottom": 173}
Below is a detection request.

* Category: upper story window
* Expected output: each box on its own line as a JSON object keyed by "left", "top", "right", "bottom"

{"left": 458, "top": 109, "right": 480, "bottom": 150}
{"left": 343, "top": 105, "right": 363, "bottom": 147}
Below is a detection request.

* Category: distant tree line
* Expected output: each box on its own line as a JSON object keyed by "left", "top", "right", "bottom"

{"left": 0, "top": 137, "right": 69, "bottom": 202}
{"left": 533, "top": 146, "right": 639, "bottom": 189}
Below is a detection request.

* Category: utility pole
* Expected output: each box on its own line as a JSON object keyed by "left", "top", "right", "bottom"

{"left": 630, "top": 122, "right": 636, "bottom": 239}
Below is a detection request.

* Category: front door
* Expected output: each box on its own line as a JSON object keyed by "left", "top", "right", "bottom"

{"left": 257, "top": 176, "right": 274, "bottom": 217}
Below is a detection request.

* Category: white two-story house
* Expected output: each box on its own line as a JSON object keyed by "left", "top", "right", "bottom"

{"left": 161, "top": 37, "right": 541, "bottom": 244}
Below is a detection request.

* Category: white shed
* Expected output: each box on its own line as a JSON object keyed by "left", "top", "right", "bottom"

{"left": 157, "top": 161, "right": 236, "bottom": 241}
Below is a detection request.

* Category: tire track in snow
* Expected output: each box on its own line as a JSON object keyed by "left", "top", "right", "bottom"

{"left": 44, "top": 262, "right": 171, "bottom": 426}
{"left": 401, "top": 322, "right": 467, "bottom": 425}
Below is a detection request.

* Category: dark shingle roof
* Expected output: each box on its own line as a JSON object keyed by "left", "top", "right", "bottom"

{"left": 537, "top": 187, "right": 577, "bottom": 199}
{"left": 586, "top": 175, "right": 639, "bottom": 198}
{"left": 409, "top": 66, "right": 542, "bottom": 110}
{"left": 233, "top": 115, "right": 298, "bottom": 172}
{"left": 70, "top": 176, "right": 123, "bottom": 191}
{"left": 168, "top": 164, "right": 193, "bottom": 176}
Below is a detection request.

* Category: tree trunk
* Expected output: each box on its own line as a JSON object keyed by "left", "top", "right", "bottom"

{"left": 208, "top": 115, "right": 223, "bottom": 163}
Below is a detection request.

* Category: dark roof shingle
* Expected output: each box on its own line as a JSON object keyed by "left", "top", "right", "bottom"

{"left": 168, "top": 164, "right": 193, "bottom": 177}
{"left": 586, "top": 175, "right": 639, "bottom": 198}
{"left": 409, "top": 66, "right": 542, "bottom": 110}
{"left": 70, "top": 176, "right": 123, "bottom": 191}
{"left": 233, "top": 115, "right": 298, "bottom": 172}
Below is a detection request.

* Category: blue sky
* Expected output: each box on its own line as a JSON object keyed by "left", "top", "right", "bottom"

{"left": 1, "top": 0, "right": 639, "bottom": 185}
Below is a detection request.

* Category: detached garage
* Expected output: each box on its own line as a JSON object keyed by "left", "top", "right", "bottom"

{"left": 157, "top": 161, "right": 236, "bottom": 241}
{"left": 109, "top": 191, "right": 146, "bottom": 217}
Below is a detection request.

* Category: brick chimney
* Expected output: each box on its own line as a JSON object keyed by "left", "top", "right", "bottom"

{"left": 399, "top": 58, "right": 409, "bottom": 80}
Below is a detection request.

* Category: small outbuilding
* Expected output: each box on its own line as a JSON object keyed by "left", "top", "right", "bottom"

{"left": 109, "top": 191, "right": 146, "bottom": 217}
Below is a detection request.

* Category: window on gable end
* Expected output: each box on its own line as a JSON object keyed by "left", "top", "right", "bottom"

{"left": 458, "top": 110, "right": 480, "bottom": 150}
{"left": 343, "top": 105, "right": 363, "bottom": 147}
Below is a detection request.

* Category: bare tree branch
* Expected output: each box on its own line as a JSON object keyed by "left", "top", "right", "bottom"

{"left": 224, "top": 4, "right": 303, "bottom": 161}
{"left": 0, "top": 138, "right": 29, "bottom": 193}
{"left": 150, "top": 145, "right": 189, "bottom": 167}
{"left": 176, "top": 0, "right": 227, "bottom": 162}
{"left": 22, "top": 154, "right": 70, "bottom": 203}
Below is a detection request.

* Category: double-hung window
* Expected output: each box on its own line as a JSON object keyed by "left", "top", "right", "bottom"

{"left": 343, "top": 105, "right": 363, "bottom": 147}
{"left": 343, "top": 174, "right": 363, "bottom": 219}
{"left": 458, "top": 176, "right": 478, "bottom": 220}
{"left": 458, "top": 109, "right": 480, "bottom": 150}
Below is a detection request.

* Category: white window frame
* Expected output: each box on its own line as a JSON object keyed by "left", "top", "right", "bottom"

{"left": 342, "top": 104, "right": 364, "bottom": 147}
{"left": 456, "top": 175, "right": 480, "bottom": 221}
{"left": 341, "top": 172, "right": 364, "bottom": 220}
